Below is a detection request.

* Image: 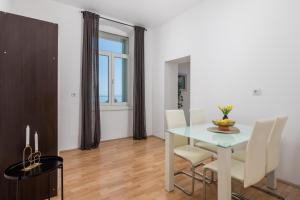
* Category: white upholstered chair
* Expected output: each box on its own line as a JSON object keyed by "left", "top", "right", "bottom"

{"left": 190, "top": 109, "right": 217, "bottom": 153}
{"left": 232, "top": 116, "right": 288, "bottom": 199}
{"left": 232, "top": 116, "right": 287, "bottom": 164}
{"left": 266, "top": 116, "right": 288, "bottom": 175}
{"left": 165, "top": 110, "right": 213, "bottom": 195}
{"left": 202, "top": 119, "right": 276, "bottom": 200}
{"left": 190, "top": 109, "right": 206, "bottom": 125}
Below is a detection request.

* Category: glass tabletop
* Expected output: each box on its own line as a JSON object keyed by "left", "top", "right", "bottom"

{"left": 167, "top": 123, "right": 253, "bottom": 148}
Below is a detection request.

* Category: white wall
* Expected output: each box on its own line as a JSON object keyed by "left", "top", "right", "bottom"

{"left": 151, "top": 0, "right": 300, "bottom": 185}
{"left": 100, "top": 110, "right": 133, "bottom": 140}
{"left": 9, "top": 0, "right": 153, "bottom": 150}
{"left": 0, "top": 0, "right": 11, "bottom": 11}
{"left": 145, "top": 30, "right": 153, "bottom": 135}
{"left": 164, "top": 62, "right": 178, "bottom": 111}
{"left": 10, "top": 0, "right": 83, "bottom": 151}
{"left": 178, "top": 62, "right": 190, "bottom": 124}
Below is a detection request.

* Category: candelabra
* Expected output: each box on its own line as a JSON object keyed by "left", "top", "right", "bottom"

{"left": 22, "top": 145, "right": 41, "bottom": 171}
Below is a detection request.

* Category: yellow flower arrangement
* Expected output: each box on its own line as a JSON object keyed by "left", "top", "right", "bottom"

{"left": 218, "top": 105, "right": 234, "bottom": 117}
{"left": 212, "top": 105, "right": 235, "bottom": 130}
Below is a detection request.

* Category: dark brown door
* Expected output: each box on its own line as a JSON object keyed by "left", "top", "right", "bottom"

{"left": 0, "top": 12, "right": 58, "bottom": 200}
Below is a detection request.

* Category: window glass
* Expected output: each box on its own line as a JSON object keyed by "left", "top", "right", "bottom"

{"left": 114, "top": 58, "right": 128, "bottom": 103}
{"left": 99, "top": 55, "right": 109, "bottom": 103}
{"left": 99, "top": 31, "right": 129, "bottom": 105}
{"left": 99, "top": 32, "right": 128, "bottom": 54}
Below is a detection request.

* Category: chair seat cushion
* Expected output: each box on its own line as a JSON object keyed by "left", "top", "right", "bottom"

{"left": 195, "top": 141, "right": 217, "bottom": 153}
{"left": 174, "top": 145, "right": 213, "bottom": 166}
{"left": 203, "top": 159, "right": 245, "bottom": 182}
{"left": 232, "top": 150, "right": 246, "bottom": 162}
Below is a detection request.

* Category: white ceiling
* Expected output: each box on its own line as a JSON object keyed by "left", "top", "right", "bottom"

{"left": 52, "top": 0, "right": 201, "bottom": 27}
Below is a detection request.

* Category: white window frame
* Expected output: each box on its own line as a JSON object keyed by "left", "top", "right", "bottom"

{"left": 99, "top": 51, "right": 111, "bottom": 106}
{"left": 99, "top": 50, "right": 129, "bottom": 107}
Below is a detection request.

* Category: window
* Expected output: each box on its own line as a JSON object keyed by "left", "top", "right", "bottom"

{"left": 99, "top": 31, "right": 129, "bottom": 106}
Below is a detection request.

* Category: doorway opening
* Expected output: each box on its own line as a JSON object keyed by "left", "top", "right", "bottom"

{"left": 164, "top": 56, "right": 191, "bottom": 129}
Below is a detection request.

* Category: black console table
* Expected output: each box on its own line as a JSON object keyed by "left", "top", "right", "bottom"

{"left": 4, "top": 156, "right": 63, "bottom": 200}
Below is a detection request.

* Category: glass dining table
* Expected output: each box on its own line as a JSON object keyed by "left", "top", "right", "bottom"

{"left": 165, "top": 123, "right": 252, "bottom": 200}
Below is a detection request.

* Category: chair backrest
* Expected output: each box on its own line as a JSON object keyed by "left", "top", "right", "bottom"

{"left": 190, "top": 109, "right": 206, "bottom": 125}
{"left": 266, "top": 116, "right": 288, "bottom": 173}
{"left": 165, "top": 110, "right": 188, "bottom": 147}
{"left": 244, "top": 119, "right": 276, "bottom": 188}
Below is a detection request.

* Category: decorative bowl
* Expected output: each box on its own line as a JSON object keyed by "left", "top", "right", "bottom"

{"left": 212, "top": 120, "right": 235, "bottom": 131}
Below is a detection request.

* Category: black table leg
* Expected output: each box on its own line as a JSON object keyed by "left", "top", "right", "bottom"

{"left": 61, "top": 166, "right": 63, "bottom": 200}
{"left": 16, "top": 179, "right": 20, "bottom": 200}
{"left": 48, "top": 172, "right": 51, "bottom": 200}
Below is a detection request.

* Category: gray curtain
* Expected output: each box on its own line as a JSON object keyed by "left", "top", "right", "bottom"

{"left": 133, "top": 26, "right": 147, "bottom": 140}
{"left": 81, "top": 11, "right": 101, "bottom": 149}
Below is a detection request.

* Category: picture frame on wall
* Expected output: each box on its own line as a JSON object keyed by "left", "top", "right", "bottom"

{"left": 178, "top": 74, "right": 186, "bottom": 90}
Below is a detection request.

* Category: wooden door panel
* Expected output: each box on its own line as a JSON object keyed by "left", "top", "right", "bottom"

{"left": 0, "top": 12, "right": 58, "bottom": 200}
{"left": 0, "top": 12, "right": 26, "bottom": 200}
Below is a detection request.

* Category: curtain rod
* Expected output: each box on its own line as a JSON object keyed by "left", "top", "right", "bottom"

{"left": 81, "top": 11, "right": 147, "bottom": 31}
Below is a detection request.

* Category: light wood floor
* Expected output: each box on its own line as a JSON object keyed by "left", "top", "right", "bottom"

{"left": 54, "top": 137, "right": 300, "bottom": 200}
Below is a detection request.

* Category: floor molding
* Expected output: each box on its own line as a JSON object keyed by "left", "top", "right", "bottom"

{"left": 59, "top": 134, "right": 157, "bottom": 153}
{"left": 278, "top": 178, "right": 300, "bottom": 190}
{"left": 59, "top": 148, "right": 79, "bottom": 154}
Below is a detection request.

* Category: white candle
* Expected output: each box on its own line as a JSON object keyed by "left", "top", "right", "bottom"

{"left": 26, "top": 125, "right": 30, "bottom": 146}
{"left": 35, "top": 132, "right": 38, "bottom": 152}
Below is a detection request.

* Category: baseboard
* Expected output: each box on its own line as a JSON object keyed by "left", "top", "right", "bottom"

{"left": 101, "top": 136, "right": 132, "bottom": 142}
{"left": 150, "top": 135, "right": 165, "bottom": 141}
{"left": 278, "top": 178, "right": 300, "bottom": 189}
{"left": 59, "top": 148, "right": 79, "bottom": 154}
{"left": 59, "top": 134, "right": 157, "bottom": 153}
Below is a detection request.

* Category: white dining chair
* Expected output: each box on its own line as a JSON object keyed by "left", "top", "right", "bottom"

{"left": 190, "top": 109, "right": 206, "bottom": 125}
{"left": 165, "top": 110, "right": 213, "bottom": 195}
{"left": 232, "top": 116, "right": 288, "bottom": 199}
{"left": 202, "top": 119, "right": 276, "bottom": 200}
{"left": 266, "top": 116, "right": 288, "bottom": 175}
{"left": 190, "top": 109, "right": 217, "bottom": 153}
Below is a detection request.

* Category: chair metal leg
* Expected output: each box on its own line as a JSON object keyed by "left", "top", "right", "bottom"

{"left": 202, "top": 169, "right": 249, "bottom": 200}
{"left": 191, "top": 166, "right": 195, "bottom": 194}
{"left": 251, "top": 185, "right": 288, "bottom": 200}
{"left": 194, "top": 169, "right": 214, "bottom": 184}
{"left": 174, "top": 166, "right": 195, "bottom": 195}
{"left": 174, "top": 169, "right": 213, "bottom": 183}
{"left": 202, "top": 169, "right": 285, "bottom": 200}
{"left": 210, "top": 171, "right": 214, "bottom": 183}
{"left": 232, "top": 193, "right": 242, "bottom": 200}
{"left": 211, "top": 171, "right": 216, "bottom": 183}
{"left": 231, "top": 184, "right": 287, "bottom": 200}
{"left": 232, "top": 192, "right": 250, "bottom": 200}
{"left": 173, "top": 154, "right": 214, "bottom": 196}
{"left": 202, "top": 168, "right": 209, "bottom": 200}
{"left": 232, "top": 194, "right": 240, "bottom": 200}
{"left": 209, "top": 157, "right": 217, "bottom": 182}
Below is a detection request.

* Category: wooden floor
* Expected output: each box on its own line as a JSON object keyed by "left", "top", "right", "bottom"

{"left": 54, "top": 137, "right": 300, "bottom": 200}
